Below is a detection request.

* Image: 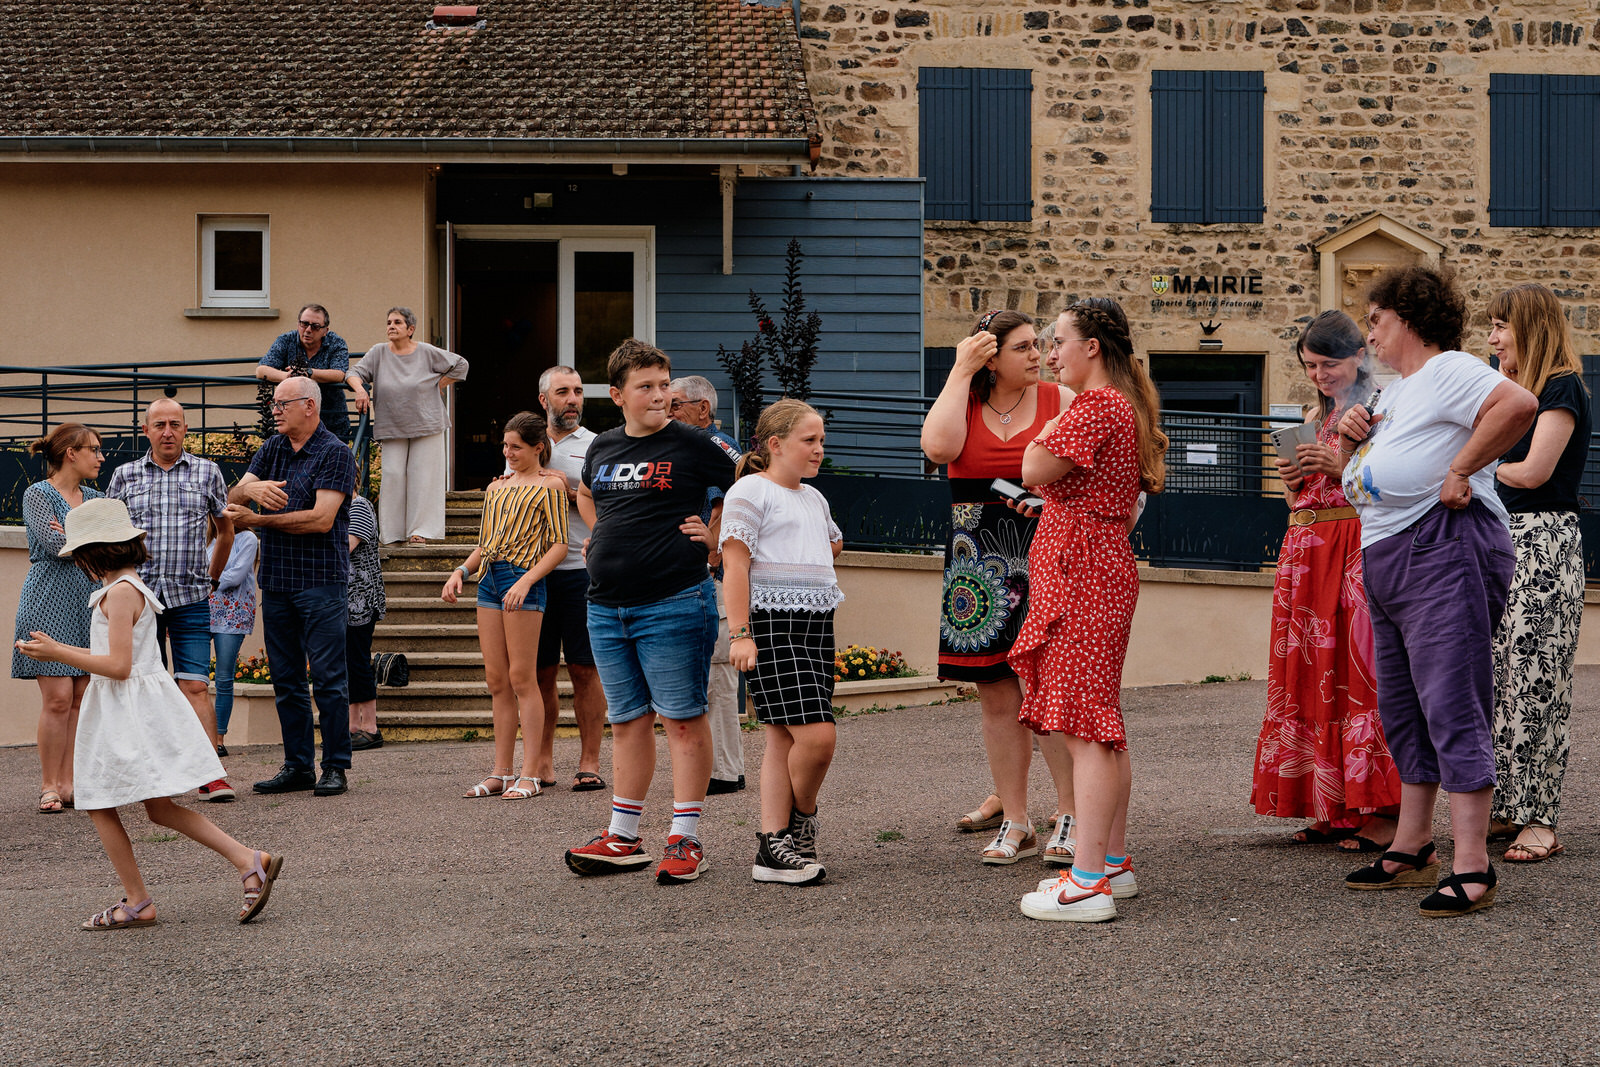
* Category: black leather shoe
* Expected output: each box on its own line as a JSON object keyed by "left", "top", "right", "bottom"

{"left": 350, "top": 730, "right": 384, "bottom": 751}
{"left": 706, "top": 775, "right": 746, "bottom": 795}
{"left": 314, "top": 767, "right": 349, "bottom": 796}
{"left": 254, "top": 765, "right": 316, "bottom": 794}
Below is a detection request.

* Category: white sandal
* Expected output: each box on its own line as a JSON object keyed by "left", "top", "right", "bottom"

{"left": 463, "top": 773, "right": 514, "bottom": 799}
{"left": 980, "top": 819, "right": 1039, "bottom": 866}
{"left": 1043, "top": 813, "right": 1077, "bottom": 867}
{"left": 502, "top": 775, "right": 542, "bottom": 800}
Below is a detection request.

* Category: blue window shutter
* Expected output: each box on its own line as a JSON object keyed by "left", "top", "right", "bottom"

{"left": 924, "top": 346, "right": 957, "bottom": 398}
{"left": 1546, "top": 76, "right": 1600, "bottom": 227}
{"left": 1206, "top": 71, "right": 1265, "bottom": 223}
{"left": 1489, "top": 74, "right": 1545, "bottom": 226}
{"left": 1151, "top": 70, "right": 1206, "bottom": 223}
{"left": 919, "top": 68, "right": 975, "bottom": 221}
{"left": 973, "top": 68, "right": 1033, "bottom": 222}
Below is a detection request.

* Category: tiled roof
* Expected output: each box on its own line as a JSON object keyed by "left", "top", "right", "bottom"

{"left": 1, "top": 1, "right": 816, "bottom": 146}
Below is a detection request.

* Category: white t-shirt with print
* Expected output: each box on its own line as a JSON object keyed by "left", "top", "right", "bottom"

{"left": 1342, "top": 350, "right": 1508, "bottom": 549}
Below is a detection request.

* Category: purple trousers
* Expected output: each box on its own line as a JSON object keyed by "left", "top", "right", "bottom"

{"left": 1361, "top": 501, "right": 1514, "bottom": 793}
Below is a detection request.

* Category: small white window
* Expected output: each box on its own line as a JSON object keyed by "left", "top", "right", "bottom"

{"left": 200, "top": 215, "right": 270, "bottom": 308}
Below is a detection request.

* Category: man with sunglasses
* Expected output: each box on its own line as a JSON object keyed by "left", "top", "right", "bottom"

{"left": 226, "top": 377, "right": 359, "bottom": 797}
{"left": 255, "top": 303, "right": 368, "bottom": 439}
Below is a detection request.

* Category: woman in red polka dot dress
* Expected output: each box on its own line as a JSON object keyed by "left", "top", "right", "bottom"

{"left": 1012, "top": 299, "right": 1168, "bottom": 923}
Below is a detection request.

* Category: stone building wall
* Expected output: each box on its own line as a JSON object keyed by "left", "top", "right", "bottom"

{"left": 797, "top": 0, "right": 1600, "bottom": 411}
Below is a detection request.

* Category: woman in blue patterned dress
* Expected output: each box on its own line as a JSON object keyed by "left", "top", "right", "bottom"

{"left": 922, "top": 310, "right": 1079, "bottom": 865}
{"left": 12, "top": 423, "right": 104, "bottom": 813}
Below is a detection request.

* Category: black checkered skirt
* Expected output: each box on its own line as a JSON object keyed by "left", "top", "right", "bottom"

{"left": 747, "top": 609, "right": 837, "bottom": 726}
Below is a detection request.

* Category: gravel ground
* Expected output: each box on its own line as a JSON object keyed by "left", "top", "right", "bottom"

{"left": 4, "top": 672, "right": 1600, "bottom": 1066}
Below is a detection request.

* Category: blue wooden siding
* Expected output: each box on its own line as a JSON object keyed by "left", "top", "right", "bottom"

{"left": 655, "top": 177, "right": 926, "bottom": 471}
{"left": 1150, "top": 70, "right": 1265, "bottom": 224}
{"left": 918, "top": 67, "right": 1032, "bottom": 222}
{"left": 1490, "top": 74, "right": 1600, "bottom": 228}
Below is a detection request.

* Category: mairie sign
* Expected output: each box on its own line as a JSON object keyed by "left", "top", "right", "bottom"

{"left": 1151, "top": 273, "right": 1263, "bottom": 296}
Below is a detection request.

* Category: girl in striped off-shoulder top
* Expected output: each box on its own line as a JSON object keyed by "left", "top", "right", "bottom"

{"left": 442, "top": 411, "right": 569, "bottom": 802}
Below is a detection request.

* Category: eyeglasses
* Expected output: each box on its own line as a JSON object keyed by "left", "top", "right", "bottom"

{"left": 1050, "top": 335, "right": 1089, "bottom": 350}
{"left": 669, "top": 399, "right": 706, "bottom": 411}
{"left": 298, "top": 320, "right": 328, "bottom": 331}
{"left": 270, "top": 398, "right": 314, "bottom": 413}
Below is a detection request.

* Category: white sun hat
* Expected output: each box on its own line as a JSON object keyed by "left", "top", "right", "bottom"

{"left": 57, "top": 497, "right": 147, "bottom": 557}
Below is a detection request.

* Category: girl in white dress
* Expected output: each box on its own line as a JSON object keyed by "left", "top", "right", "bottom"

{"left": 721, "top": 400, "right": 844, "bottom": 886}
{"left": 16, "top": 499, "right": 283, "bottom": 931}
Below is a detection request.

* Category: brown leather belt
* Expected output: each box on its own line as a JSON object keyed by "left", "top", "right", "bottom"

{"left": 1287, "top": 506, "right": 1358, "bottom": 527}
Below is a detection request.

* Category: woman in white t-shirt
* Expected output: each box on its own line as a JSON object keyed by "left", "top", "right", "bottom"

{"left": 1335, "top": 265, "right": 1537, "bottom": 917}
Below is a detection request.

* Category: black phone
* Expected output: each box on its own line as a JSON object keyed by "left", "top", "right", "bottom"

{"left": 991, "top": 478, "right": 1045, "bottom": 510}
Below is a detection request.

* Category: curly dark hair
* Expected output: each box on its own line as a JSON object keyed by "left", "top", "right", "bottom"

{"left": 1365, "top": 265, "right": 1467, "bottom": 352}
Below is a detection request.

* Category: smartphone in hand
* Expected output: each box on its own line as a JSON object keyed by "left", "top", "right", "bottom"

{"left": 991, "top": 478, "right": 1045, "bottom": 510}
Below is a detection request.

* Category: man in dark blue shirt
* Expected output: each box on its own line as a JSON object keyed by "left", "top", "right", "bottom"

{"left": 226, "top": 376, "right": 358, "bottom": 797}
{"left": 255, "top": 303, "right": 369, "bottom": 439}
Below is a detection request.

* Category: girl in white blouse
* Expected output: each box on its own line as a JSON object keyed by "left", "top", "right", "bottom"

{"left": 720, "top": 400, "right": 843, "bottom": 886}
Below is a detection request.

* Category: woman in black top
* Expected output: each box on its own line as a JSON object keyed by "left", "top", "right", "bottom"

{"left": 1488, "top": 283, "right": 1591, "bottom": 864}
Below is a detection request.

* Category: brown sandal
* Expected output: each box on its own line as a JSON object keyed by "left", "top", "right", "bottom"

{"left": 37, "top": 790, "right": 64, "bottom": 814}
{"left": 1504, "top": 825, "right": 1564, "bottom": 863}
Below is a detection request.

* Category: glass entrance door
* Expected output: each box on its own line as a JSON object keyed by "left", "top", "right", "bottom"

{"left": 444, "top": 227, "right": 654, "bottom": 483}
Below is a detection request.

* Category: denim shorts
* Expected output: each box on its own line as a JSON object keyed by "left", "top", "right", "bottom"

{"left": 588, "top": 578, "right": 718, "bottom": 724}
{"left": 156, "top": 598, "right": 214, "bottom": 682}
{"left": 475, "top": 560, "right": 548, "bottom": 612}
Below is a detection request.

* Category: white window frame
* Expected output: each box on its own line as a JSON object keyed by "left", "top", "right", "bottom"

{"left": 446, "top": 225, "right": 656, "bottom": 398}
{"left": 199, "top": 215, "right": 270, "bottom": 308}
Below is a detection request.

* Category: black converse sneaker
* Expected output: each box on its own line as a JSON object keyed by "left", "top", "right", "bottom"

{"left": 752, "top": 832, "right": 825, "bottom": 885}
{"left": 787, "top": 808, "right": 820, "bottom": 861}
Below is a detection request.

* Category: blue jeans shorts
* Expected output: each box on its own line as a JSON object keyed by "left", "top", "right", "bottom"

{"left": 588, "top": 578, "right": 718, "bottom": 724}
{"left": 156, "top": 598, "right": 214, "bottom": 683}
{"left": 476, "top": 560, "right": 548, "bottom": 612}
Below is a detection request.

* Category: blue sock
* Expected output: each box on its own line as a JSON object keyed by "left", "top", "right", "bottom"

{"left": 1070, "top": 864, "right": 1105, "bottom": 885}
{"left": 1105, "top": 854, "right": 1127, "bottom": 868}
{"left": 608, "top": 796, "right": 644, "bottom": 840}
{"left": 670, "top": 801, "right": 703, "bottom": 841}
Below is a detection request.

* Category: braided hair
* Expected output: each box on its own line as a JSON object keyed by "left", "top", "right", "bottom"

{"left": 1062, "top": 300, "right": 1169, "bottom": 494}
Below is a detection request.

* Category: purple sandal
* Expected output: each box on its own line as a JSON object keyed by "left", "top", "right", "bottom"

{"left": 239, "top": 850, "right": 284, "bottom": 924}
{"left": 82, "top": 896, "right": 157, "bottom": 931}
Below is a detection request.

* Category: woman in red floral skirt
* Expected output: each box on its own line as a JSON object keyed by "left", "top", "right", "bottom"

{"left": 1252, "top": 310, "right": 1401, "bottom": 852}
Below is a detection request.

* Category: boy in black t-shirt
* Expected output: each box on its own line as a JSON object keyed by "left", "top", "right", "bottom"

{"left": 564, "top": 340, "right": 736, "bottom": 884}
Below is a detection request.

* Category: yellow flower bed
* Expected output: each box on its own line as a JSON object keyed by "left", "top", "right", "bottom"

{"left": 209, "top": 651, "right": 272, "bottom": 684}
{"left": 833, "top": 644, "right": 913, "bottom": 683}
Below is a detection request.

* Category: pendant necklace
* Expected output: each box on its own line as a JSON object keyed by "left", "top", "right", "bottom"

{"left": 986, "top": 390, "right": 1026, "bottom": 424}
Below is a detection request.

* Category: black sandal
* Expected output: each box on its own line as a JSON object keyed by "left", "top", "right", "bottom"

{"left": 1344, "top": 841, "right": 1439, "bottom": 890}
{"left": 1419, "top": 865, "right": 1497, "bottom": 917}
{"left": 1335, "top": 835, "right": 1389, "bottom": 854}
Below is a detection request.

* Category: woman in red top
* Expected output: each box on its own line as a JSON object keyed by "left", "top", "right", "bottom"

{"left": 921, "top": 310, "right": 1078, "bottom": 865}
{"left": 1253, "top": 311, "right": 1401, "bottom": 850}
{"left": 1013, "top": 299, "right": 1167, "bottom": 922}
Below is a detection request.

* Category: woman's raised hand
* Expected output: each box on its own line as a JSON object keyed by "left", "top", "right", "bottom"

{"left": 1336, "top": 404, "right": 1381, "bottom": 449}
{"left": 953, "top": 333, "right": 999, "bottom": 379}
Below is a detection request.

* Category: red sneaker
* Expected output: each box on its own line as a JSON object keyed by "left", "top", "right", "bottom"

{"left": 655, "top": 834, "right": 706, "bottom": 884}
{"left": 198, "top": 778, "right": 236, "bottom": 802}
{"left": 564, "top": 831, "right": 651, "bottom": 876}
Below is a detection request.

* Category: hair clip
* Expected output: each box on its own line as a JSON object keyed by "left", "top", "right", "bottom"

{"left": 975, "top": 310, "right": 1002, "bottom": 333}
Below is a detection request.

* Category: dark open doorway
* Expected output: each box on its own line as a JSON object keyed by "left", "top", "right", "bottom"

{"left": 453, "top": 239, "right": 558, "bottom": 488}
